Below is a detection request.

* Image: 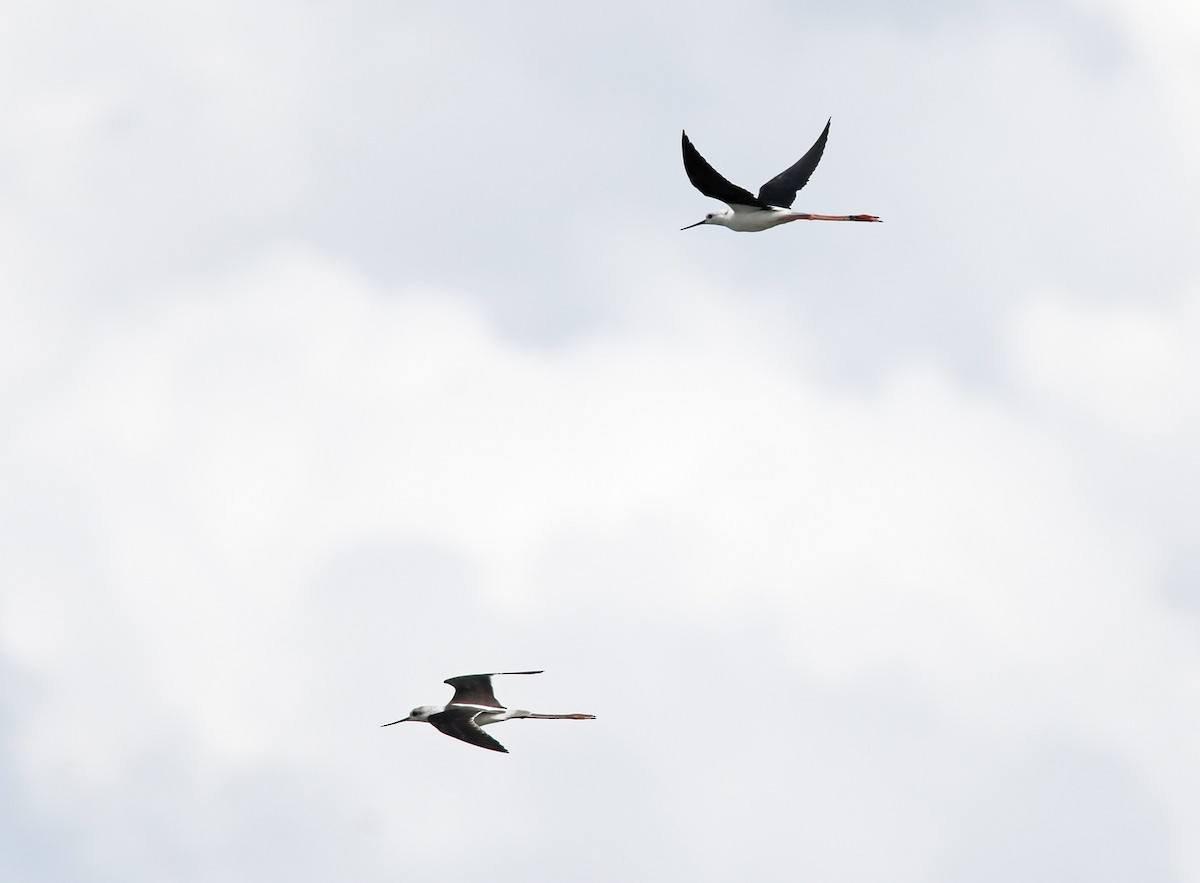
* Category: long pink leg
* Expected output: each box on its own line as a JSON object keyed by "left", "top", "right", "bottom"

{"left": 524, "top": 713, "right": 596, "bottom": 720}
{"left": 796, "top": 213, "right": 881, "bottom": 222}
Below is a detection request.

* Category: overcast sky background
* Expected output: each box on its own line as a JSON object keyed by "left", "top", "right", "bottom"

{"left": 3, "top": 1, "right": 1200, "bottom": 880}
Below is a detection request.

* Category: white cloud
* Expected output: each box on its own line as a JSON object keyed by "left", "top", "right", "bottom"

{"left": 3, "top": 243, "right": 1198, "bottom": 878}
{"left": 1008, "top": 285, "right": 1200, "bottom": 446}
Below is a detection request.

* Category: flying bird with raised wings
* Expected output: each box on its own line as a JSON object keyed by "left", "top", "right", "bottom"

{"left": 382, "top": 671, "right": 595, "bottom": 753}
{"left": 681, "top": 118, "right": 881, "bottom": 232}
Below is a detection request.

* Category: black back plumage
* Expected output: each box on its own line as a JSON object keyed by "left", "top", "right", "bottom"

{"left": 756, "top": 118, "right": 830, "bottom": 208}
{"left": 443, "top": 670, "right": 543, "bottom": 709}
{"left": 681, "top": 132, "right": 768, "bottom": 208}
{"left": 682, "top": 118, "right": 832, "bottom": 209}
{"left": 428, "top": 707, "right": 509, "bottom": 753}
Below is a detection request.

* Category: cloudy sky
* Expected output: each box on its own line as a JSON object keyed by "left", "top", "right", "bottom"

{"left": 3, "top": 1, "right": 1199, "bottom": 880}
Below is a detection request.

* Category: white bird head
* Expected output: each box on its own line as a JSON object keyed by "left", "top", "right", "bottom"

{"left": 681, "top": 210, "right": 729, "bottom": 230}
{"left": 381, "top": 705, "right": 441, "bottom": 726}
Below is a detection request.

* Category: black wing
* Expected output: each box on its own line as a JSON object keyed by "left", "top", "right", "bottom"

{"left": 428, "top": 708, "right": 509, "bottom": 753}
{"left": 682, "top": 131, "right": 768, "bottom": 209}
{"left": 443, "top": 671, "right": 543, "bottom": 709}
{"left": 756, "top": 118, "right": 830, "bottom": 208}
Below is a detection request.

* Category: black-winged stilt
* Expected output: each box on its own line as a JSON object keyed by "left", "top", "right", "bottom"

{"left": 681, "top": 118, "right": 881, "bottom": 232}
{"left": 382, "top": 671, "right": 595, "bottom": 753}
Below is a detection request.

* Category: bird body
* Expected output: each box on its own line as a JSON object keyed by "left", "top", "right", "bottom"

{"left": 383, "top": 671, "right": 595, "bottom": 753}
{"left": 694, "top": 205, "right": 878, "bottom": 233}
{"left": 681, "top": 118, "right": 881, "bottom": 231}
